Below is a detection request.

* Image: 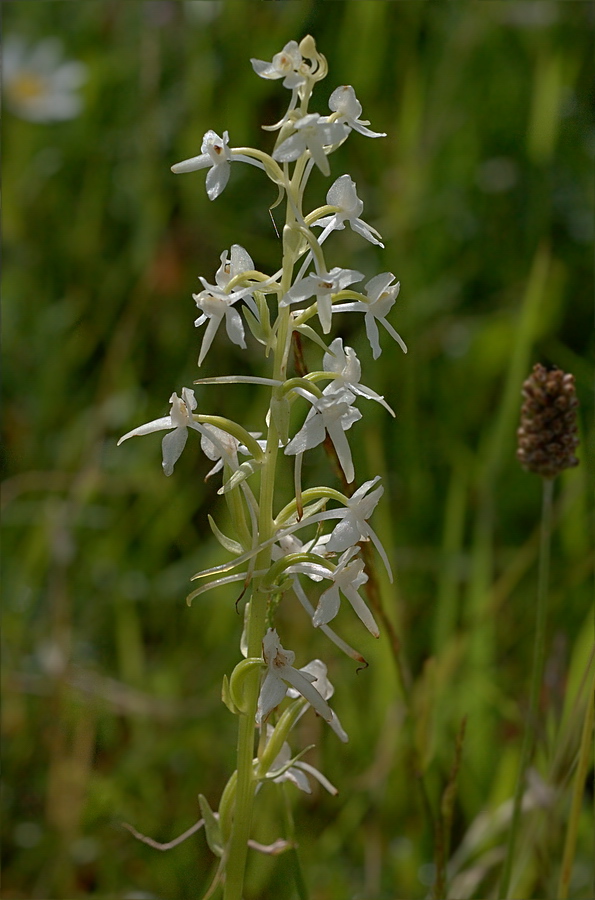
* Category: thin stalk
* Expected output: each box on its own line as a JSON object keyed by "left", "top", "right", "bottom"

{"left": 499, "top": 476, "right": 554, "bottom": 899}
{"left": 223, "top": 183, "right": 298, "bottom": 900}
{"left": 557, "top": 668, "right": 595, "bottom": 899}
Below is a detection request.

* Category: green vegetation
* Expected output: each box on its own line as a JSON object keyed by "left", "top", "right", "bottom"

{"left": 2, "top": 2, "right": 593, "bottom": 899}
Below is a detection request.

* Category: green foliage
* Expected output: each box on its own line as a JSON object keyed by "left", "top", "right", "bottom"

{"left": 2, "top": 2, "right": 592, "bottom": 898}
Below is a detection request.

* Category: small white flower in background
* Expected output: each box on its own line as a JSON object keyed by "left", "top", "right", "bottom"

{"left": 314, "top": 174, "right": 384, "bottom": 248}
{"left": 281, "top": 266, "right": 363, "bottom": 334}
{"left": 118, "top": 387, "right": 202, "bottom": 476}
{"left": 328, "top": 85, "right": 386, "bottom": 138}
{"left": 256, "top": 629, "right": 348, "bottom": 741}
{"left": 3, "top": 36, "right": 86, "bottom": 123}
{"left": 334, "top": 272, "right": 407, "bottom": 359}
{"left": 250, "top": 40, "right": 306, "bottom": 90}
{"left": 263, "top": 725, "right": 338, "bottom": 795}
{"left": 183, "top": 1, "right": 223, "bottom": 24}
{"left": 285, "top": 389, "right": 361, "bottom": 484}
{"left": 273, "top": 113, "right": 348, "bottom": 176}
{"left": 322, "top": 337, "right": 395, "bottom": 415}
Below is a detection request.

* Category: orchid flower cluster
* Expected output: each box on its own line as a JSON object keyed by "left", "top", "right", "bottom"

{"left": 119, "top": 37, "right": 406, "bottom": 899}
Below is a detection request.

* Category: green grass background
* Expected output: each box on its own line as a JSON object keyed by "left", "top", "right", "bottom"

{"left": 2, "top": 2, "right": 593, "bottom": 899}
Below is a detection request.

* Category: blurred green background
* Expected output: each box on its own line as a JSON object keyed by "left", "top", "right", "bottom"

{"left": 2, "top": 2, "right": 593, "bottom": 899}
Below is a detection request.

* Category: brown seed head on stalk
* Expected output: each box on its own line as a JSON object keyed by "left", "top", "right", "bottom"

{"left": 517, "top": 363, "right": 580, "bottom": 479}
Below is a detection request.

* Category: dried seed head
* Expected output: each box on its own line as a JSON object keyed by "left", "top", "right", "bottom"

{"left": 517, "top": 364, "right": 580, "bottom": 478}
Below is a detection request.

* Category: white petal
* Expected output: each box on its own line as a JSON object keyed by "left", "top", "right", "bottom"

{"left": 117, "top": 416, "right": 173, "bottom": 444}
{"left": 326, "top": 421, "right": 357, "bottom": 483}
{"left": 198, "top": 317, "right": 222, "bottom": 366}
{"left": 313, "top": 585, "right": 341, "bottom": 627}
{"left": 365, "top": 313, "right": 382, "bottom": 359}
{"left": 273, "top": 133, "right": 305, "bottom": 164}
{"left": 161, "top": 426, "right": 188, "bottom": 476}
{"left": 285, "top": 415, "right": 326, "bottom": 456}
{"left": 343, "top": 586, "right": 379, "bottom": 637}
{"left": 224, "top": 307, "right": 247, "bottom": 349}
{"left": 280, "top": 667, "right": 334, "bottom": 724}
{"left": 171, "top": 153, "right": 210, "bottom": 174}
{"left": 205, "top": 162, "right": 230, "bottom": 201}
{"left": 256, "top": 671, "right": 287, "bottom": 723}
{"left": 365, "top": 272, "right": 396, "bottom": 302}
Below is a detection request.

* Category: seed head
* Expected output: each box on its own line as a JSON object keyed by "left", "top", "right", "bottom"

{"left": 517, "top": 364, "right": 580, "bottom": 478}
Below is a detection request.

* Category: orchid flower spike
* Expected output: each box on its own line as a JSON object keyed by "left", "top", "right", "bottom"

{"left": 118, "top": 388, "right": 202, "bottom": 476}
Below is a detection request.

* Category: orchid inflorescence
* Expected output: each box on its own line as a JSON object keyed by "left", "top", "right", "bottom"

{"left": 119, "top": 36, "right": 406, "bottom": 897}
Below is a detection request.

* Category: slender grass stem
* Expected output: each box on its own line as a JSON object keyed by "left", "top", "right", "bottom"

{"left": 499, "top": 476, "right": 554, "bottom": 899}
{"left": 557, "top": 667, "right": 595, "bottom": 899}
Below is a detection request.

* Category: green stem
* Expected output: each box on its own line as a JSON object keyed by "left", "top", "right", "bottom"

{"left": 223, "top": 170, "right": 299, "bottom": 900}
{"left": 499, "top": 476, "right": 554, "bottom": 899}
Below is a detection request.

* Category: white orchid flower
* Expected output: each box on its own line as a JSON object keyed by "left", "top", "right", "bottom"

{"left": 314, "top": 174, "right": 384, "bottom": 247}
{"left": 328, "top": 85, "right": 386, "bottom": 138}
{"left": 118, "top": 388, "right": 203, "bottom": 476}
{"left": 334, "top": 272, "right": 407, "bottom": 359}
{"left": 273, "top": 113, "right": 348, "bottom": 176}
{"left": 285, "top": 389, "right": 361, "bottom": 483}
{"left": 281, "top": 266, "right": 363, "bottom": 334}
{"left": 286, "top": 547, "right": 378, "bottom": 637}
{"left": 171, "top": 130, "right": 263, "bottom": 200}
{"left": 327, "top": 477, "right": 392, "bottom": 578}
{"left": 263, "top": 725, "right": 338, "bottom": 795}
{"left": 193, "top": 278, "right": 255, "bottom": 366}
{"left": 256, "top": 630, "right": 347, "bottom": 742}
{"left": 316, "top": 548, "right": 378, "bottom": 636}
{"left": 322, "top": 337, "right": 395, "bottom": 415}
{"left": 250, "top": 41, "right": 306, "bottom": 90}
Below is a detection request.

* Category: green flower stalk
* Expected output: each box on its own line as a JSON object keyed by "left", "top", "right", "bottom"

{"left": 118, "top": 36, "right": 406, "bottom": 900}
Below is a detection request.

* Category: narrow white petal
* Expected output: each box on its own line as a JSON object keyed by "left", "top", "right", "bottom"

{"left": 117, "top": 416, "right": 173, "bottom": 444}
{"left": 365, "top": 313, "right": 382, "bottom": 359}
{"left": 171, "top": 153, "right": 210, "bottom": 174}
{"left": 280, "top": 667, "right": 334, "bottom": 723}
